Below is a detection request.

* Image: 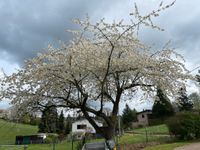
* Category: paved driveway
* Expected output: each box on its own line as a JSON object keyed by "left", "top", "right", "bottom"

{"left": 175, "top": 143, "right": 200, "bottom": 150}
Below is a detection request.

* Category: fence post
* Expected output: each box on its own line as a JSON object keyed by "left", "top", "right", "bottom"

{"left": 24, "top": 145, "right": 28, "bottom": 150}
{"left": 145, "top": 126, "right": 148, "bottom": 144}
{"left": 53, "top": 141, "right": 55, "bottom": 150}
{"left": 72, "top": 135, "right": 74, "bottom": 150}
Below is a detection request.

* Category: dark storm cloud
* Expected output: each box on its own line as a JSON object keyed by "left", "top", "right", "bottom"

{"left": 0, "top": 0, "right": 118, "bottom": 65}
{"left": 0, "top": 0, "right": 200, "bottom": 72}
{"left": 170, "top": 10, "right": 200, "bottom": 69}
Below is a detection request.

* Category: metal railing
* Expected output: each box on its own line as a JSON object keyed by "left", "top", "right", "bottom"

{"left": 82, "top": 141, "right": 106, "bottom": 150}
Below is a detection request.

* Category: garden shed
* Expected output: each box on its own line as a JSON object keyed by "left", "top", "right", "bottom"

{"left": 15, "top": 133, "right": 47, "bottom": 144}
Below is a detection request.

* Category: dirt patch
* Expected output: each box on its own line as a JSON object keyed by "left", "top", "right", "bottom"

{"left": 118, "top": 142, "right": 159, "bottom": 150}
{"left": 175, "top": 142, "right": 200, "bottom": 150}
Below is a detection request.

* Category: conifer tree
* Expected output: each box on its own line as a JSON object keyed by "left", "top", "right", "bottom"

{"left": 57, "top": 110, "right": 65, "bottom": 134}
{"left": 121, "top": 104, "right": 137, "bottom": 129}
{"left": 177, "top": 87, "right": 193, "bottom": 111}
{"left": 38, "top": 102, "right": 58, "bottom": 133}
{"left": 152, "top": 88, "right": 174, "bottom": 118}
{"left": 65, "top": 121, "right": 71, "bottom": 135}
{"left": 189, "top": 92, "right": 200, "bottom": 112}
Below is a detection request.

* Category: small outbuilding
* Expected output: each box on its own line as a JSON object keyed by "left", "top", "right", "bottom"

{"left": 16, "top": 133, "right": 47, "bottom": 145}
{"left": 132, "top": 110, "right": 152, "bottom": 128}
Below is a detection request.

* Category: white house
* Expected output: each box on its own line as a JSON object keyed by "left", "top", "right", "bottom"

{"left": 72, "top": 119, "right": 103, "bottom": 134}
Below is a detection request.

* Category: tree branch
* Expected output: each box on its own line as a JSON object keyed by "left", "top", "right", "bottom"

{"left": 123, "top": 83, "right": 153, "bottom": 90}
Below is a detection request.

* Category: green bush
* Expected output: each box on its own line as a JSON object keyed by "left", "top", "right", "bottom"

{"left": 166, "top": 112, "right": 200, "bottom": 140}
{"left": 44, "top": 133, "right": 58, "bottom": 144}
{"left": 44, "top": 136, "right": 53, "bottom": 144}
{"left": 149, "top": 118, "right": 165, "bottom": 126}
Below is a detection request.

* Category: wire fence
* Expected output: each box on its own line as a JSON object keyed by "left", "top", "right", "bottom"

{"left": 0, "top": 137, "right": 75, "bottom": 150}
{"left": 0, "top": 145, "right": 28, "bottom": 150}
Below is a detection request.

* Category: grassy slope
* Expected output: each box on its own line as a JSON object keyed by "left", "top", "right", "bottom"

{"left": 119, "top": 133, "right": 170, "bottom": 145}
{"left": 133, "top": 124, "right": 169, "bottom": 134}
{"left": 0, "top": 119, "right": 76, "bottom": 150}
{"left": 117, "top": 124, "right": 170, "bottom": 146}
{"left": 0, "top": 119, "right": 38, "bottom": 144}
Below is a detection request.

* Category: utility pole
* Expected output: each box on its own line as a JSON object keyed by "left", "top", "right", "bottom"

{"left": 118, "top": 114, "right": 121, "bottom": 136}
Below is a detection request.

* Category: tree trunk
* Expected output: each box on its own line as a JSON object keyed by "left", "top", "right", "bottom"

{"left": 83, "top": 118, "right": 117, "bottom": 150}
{"left": 98, "top": 122, "right": 116, "bottom": 150}
{"left": 82, "top": 95, "right": 120, "bottom": 149}
{"left": 100, "top": 126, "right": 115, "bottom": 140}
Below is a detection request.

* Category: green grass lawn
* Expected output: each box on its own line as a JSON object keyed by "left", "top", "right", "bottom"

{"left": 133, "top": 124, "right": 169, "bottom": 134}
{"left": 0, "top": 119, "right": 38, "bottom": 144}
{"left": 25, "top": 140, "right": 77, "bottom": 150}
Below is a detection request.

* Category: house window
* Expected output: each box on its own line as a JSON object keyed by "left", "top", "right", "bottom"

{"left": 77, "top": 124, "right": 87, "bottom": 129}
{"left": 142, "top": 114, "right": 145, "bottom": 118}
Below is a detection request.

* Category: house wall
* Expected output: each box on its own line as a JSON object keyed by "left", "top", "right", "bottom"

{"left": 72, "top": 119, "right": 102, "bottom": 133}
{"left": 0, "top": 109, "right": 8, "bottom": 119}
{"left": 132, "top": 111, "right": 152, "bottom": 128}
{"left": 137, "top": 112, "right": 149, "bottom": 125}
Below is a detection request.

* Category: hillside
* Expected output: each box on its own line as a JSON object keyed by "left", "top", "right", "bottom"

{"left": 133, "top": 124, "right": 169, "bottom": 134}
{"left": 0, "top": 119, "right": 38, "bottom": 144}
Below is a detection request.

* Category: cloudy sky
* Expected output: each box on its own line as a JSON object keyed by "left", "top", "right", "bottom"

{"left": 0, "top": 0, "right": 199, "bottom": 110}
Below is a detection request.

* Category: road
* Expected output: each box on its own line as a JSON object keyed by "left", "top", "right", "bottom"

{"left": 175, "top": 142, "right": 200, "bottom": 150}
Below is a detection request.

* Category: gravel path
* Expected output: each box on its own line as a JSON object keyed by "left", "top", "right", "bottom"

{"left": 174, "top": 143, "right": 200, "bottom": 150}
